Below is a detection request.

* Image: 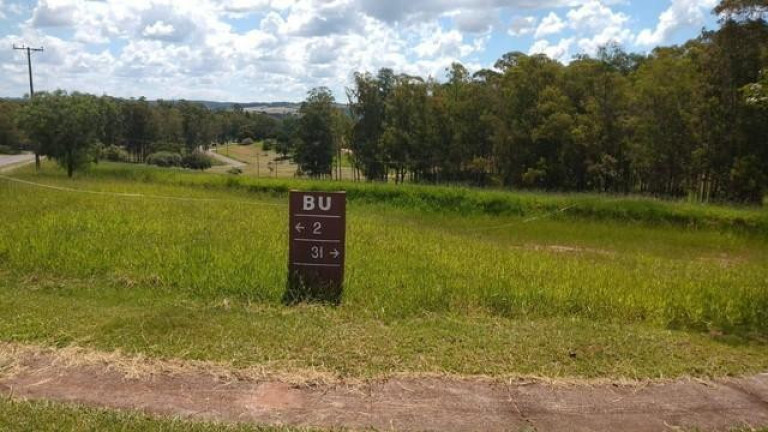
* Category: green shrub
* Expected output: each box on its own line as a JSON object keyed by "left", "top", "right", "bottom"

{"left": 729, "top": 156, "right": 766, "bottom": 205}
{"left": 0, "top": 145, "right": 21, "bottom": 155}
{"left": 240, "top": 138, "right": 254, "bottom": 146}
{"left": 102, "top": 145, "right": 131, "bottom": 162}
{"left": 227, "top": 167, "right": 243, "bottom": 175}
{"left": 262, "top": 139, "right": 275, "bottom": 152}
{"left": 181, "top": 151, "right": 213, "bottom": 170}
{"left": 146, "top": 151, "right": 182, "bottom": 168}
{"left": 152, "top": 141, "right": 184, "bottom": 154}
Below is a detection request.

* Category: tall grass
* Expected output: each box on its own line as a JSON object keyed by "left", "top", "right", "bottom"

{"left": 42, "top": 162, "right": 768, "bottom": 236}
{"left": 1, "top": 164, "right": 767, "bottom": 333}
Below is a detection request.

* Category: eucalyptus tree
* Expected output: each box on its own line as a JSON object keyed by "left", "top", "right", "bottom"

{"left": 294, "top": 87, "right": 337, "bottom": 178}
{"left": 18, "top": 90, "right": 101, "bottom": 177}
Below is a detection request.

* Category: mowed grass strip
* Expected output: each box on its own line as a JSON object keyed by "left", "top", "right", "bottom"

{"left": 1, "top": 398, "right": 764, "bottom": 432}
{"left": 0, "top": 398, "right": 320, "bottom": 432}
{"left": 2, "top": 276, "right": 768, "bottom": 379}
{"left": 0, "top": 163, "right": 767, "bottom": 379}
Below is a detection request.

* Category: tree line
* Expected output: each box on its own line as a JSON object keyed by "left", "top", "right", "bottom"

{"left": 323, "top": 3, "right": 766, "bottom": 204}
{"left": 0, "top": 92, "right": 283, "bottom": 175}
{"left": 0, "top": 0, "right": 765, "bottom": 203}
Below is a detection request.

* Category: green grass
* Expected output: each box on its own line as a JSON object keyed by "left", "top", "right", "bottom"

{"left": 213, "top": 143, "right": 262, "bottom": 164}
{"left": 54, "top": 162, "right": 768, "bottom": 236}
{"left": 1, "top": 398, "right": 763, "bottom": 432}
{"left": 0, "top": 162, "right": 767, "bottom": 379}
{"left": 0, "top": 398, "right": 317, "bottom": 431}
{"left": 211, "top": 144, "right": 357, "bottom": 180}
{"left": 2, "top": 276, "right": 768, "bottom": 378}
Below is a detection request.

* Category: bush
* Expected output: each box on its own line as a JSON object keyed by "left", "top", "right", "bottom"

{"left": 240, "top": 138, "right": 254, "bottom": 146}
{"left": 102, "top": 145, "right": 131, "bottom": 162}
{"left": 729, "top": 156, "right": 766, "bottom": 205}
{"left": 146, "top": 151, "right": 182, "bottom": 168}
{"left": 0, "top": 145, "right": 21, "bottom": 155}
{"left": 181, "top": 151, "right": 214, "bottom": 170}
{"left": 152, "top": 141, "right": 184, "bottom": 154}
{"left": 262, "top": 139, "right": 275, "bottom": 152}
{"left": 227, "top": 167, "right": 243, "bottom": 175}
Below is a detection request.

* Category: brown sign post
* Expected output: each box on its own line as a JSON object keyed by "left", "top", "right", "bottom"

{"left": 285, "top": 191, "right": 347, "bottom": 304}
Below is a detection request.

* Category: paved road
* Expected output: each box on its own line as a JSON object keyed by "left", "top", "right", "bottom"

{"left": 207, "top": 150, "right": 246, "bottom": 168}
{"left": 0, "top": 154, "right": 35, "bottom": 172}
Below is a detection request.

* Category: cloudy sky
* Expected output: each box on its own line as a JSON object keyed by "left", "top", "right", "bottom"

{"left": 1, "top": 0, "right": 719, "bottom": 102}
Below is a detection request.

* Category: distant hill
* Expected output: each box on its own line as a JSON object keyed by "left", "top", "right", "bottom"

{"left": 2, "top": 96, "right": 346, "bottom": 118}
{"left": 242, "top": 104, "right": 300, "bottom": 117}
{"left": 192, "top": 101, "right": 302, "bottom": 111}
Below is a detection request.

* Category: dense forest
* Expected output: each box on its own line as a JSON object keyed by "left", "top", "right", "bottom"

{"left": 341, "top": 1, "right": 768, "bottom": 203}
{"left": 0, "top": 0, "right": 766, "bottom": 203}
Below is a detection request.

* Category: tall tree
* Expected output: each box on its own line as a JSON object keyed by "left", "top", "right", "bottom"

{"left": 121, "top": 98, "right": 156, "bottom": 161}
{"left": 0, "top": 100, "right": 21, "bottom": 151}
{"left": 294, "top": 87, "right": 337, "bottom": 178}
{"left": 347, "top": 71, "right": 387, "bottom": 181}
{"left": 17, "top": 90, "right": 101, "bottom": 177}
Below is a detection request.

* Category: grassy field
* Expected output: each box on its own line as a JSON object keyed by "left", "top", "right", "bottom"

{"left": 75, "top": 161, "right": 768, "bottom": 236}
{"left": 0, "top": 162, "right": 767, "bottom": 381}
{"left": 210, "top": 143, "right": 357, "bottom": 180}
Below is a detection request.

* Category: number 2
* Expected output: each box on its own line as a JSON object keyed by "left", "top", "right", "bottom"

{"left": 313, "top": 222, "right": 322, "bottom": 235}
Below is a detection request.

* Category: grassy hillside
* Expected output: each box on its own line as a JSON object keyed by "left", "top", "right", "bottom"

{"left": 0, "top": 162, "right": 766, "bottom": 380}
{"left": 65, "top": 162, "right": 768, "bottom": 236}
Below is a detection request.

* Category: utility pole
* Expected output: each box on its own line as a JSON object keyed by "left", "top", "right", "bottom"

{"left": 13, "top": 44, "right": 44, "bottom": 170}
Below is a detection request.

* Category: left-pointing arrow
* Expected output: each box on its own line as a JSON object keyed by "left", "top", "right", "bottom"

{"left": 295, "top": 223, "right": 305, "bottom": 233}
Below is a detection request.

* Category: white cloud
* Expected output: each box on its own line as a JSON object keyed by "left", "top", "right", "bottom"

{"left": 355, "top": 0, "right": 616, "bottom": 25}
{"left": 450, "top": 8, "right": 498, "bottom": 34}
{"left": 413, "top": 24, "right": 478, "bottom": 58}
{"left": 509, "top": 16, "right": 536, "bottom": 36}
{"left": 567, "top": 0, "right": 628, "bottom": 32}
{"left": 576, "top": 24, "right": 632, "bottom": 54}
{"left": 30, "top": 0, "right": 78, "bottom": 27}
{"left": 221, "top": 0, "right": 270, "bottom": 16}
{"left": 527, "top": 1, "right": 632, "bottom": 62}
{"left": 529, "top": 37, "right": 574, "bottom": 62}
{"left": 566, "top": 0, "right": 632, "bottom": 57}
{"left": 535, "top": 12, "right": 565, "bottom": 38}
{"left": 15, "top": 0, "right": 497, "bottom": 100}
{"left": 636, "top": 0, "right": 718, "bottom": 47}
{"left": 142, "top": 21, "right": 176, "bottom": 39}
{"left": 0, "top": 0, "right": 686, "bottom": 101}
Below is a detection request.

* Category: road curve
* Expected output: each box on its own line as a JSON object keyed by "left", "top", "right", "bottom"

{"left": 207, "top": 149, "right": 246, "bottom": 168}
{"left": 0, "top": 154, "right": 35, "bottom": 172}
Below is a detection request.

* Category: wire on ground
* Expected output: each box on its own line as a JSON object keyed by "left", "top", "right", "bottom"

{"left": 0, "top": 174, "right": 286, "bottom": 208}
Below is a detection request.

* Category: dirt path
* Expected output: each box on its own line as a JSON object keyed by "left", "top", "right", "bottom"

{"left": 0, "top": 153, "right": 35, "bottom": 172}
{"left": 1, "top": 346, "right": 767, "bottom": 431}
{"left": 207, "top": 149, "right": 246, "bottom": 168}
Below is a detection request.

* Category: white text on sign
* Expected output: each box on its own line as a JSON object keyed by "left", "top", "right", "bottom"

{"left": 303, "top": 195, "right": 332, "bottom": 212}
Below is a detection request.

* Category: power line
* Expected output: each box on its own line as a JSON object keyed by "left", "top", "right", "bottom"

{"left": 13, "top": 44, "right": 44, "bottom": 170}
{"left": 13, "top": 44, "right": 44, "bottom": 98}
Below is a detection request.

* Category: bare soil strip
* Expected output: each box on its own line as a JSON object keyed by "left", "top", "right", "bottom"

{"left": 207, "top": 149, "right": 247, "bottom": 168}
{"left": 1, "top": 345, "right": 767, "bottom": 431}
{"left": 0, "top": 154, "right": 35, "bottom": 173}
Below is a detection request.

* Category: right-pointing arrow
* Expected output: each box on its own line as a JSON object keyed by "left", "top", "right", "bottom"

{"left": 330, "top": 249, "right": 340, "bottom": 259}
